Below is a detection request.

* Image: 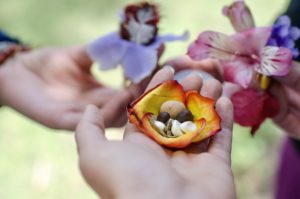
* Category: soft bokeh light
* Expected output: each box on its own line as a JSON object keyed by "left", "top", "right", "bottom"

{"left": 0, "top": 0, "right": 289, "bottom": 198}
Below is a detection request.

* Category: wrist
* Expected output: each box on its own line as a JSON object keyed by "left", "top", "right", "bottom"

{"left": 0, "top": 52, "right": 24, "bottom": 106}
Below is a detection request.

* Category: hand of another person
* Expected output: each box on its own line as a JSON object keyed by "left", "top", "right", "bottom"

{"left": 75, "top": 67, "right": 236, "bottom": 199}
{"left": 273, "top": 61, "right": 300, "bottom": 139}
{"left": 0, "top": 46, "right": 136, "bottom": 130}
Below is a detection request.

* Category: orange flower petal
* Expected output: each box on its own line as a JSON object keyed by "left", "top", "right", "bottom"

{"left": 185, "top": 91, "right": 221, "bottom": 142}
{"left": 127, "top": 81, "right": 221, "bottom": 149}
{"left": 141, "top": 113, "right": 206, "bottom": 149}
{"left": 128, "top": 80, "right": 185, "bottom": 119}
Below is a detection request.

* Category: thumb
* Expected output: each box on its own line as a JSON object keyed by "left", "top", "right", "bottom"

{"left": 75, "top": 105, "right": 106, "bottom": 154}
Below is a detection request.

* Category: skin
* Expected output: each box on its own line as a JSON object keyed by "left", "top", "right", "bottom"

{"left": 75, "top": 67, "right": 236, "bottom": 199}
{"left": 0, "top": 46, "right": 137, "bottom": 130}
{"left": 273, "top": 61, "right": 300, "bottom": 140}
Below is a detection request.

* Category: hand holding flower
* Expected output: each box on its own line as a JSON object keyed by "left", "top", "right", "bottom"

{"left": 272, "top": 61, "right": 300, "bottom": 139}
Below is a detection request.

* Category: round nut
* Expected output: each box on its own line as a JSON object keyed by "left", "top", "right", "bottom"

{"left": 176, "top": 109, "right": 193, "bottom": 123}
{"left": 160, "top": 101, "right": 186, "bottom": 118}
{"left": 157, "top": 112, "right": 171, "bottom": 123}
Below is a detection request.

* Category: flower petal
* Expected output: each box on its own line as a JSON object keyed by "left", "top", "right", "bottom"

{"left": 122, "top": 43, "right": 158, "bottom": 83}
{"left": 231, "top": 88, "right": 279, "bottom": 134}
{"left": 128, "top": 80, "right": 185, "bottom": 120}
{"left": 257, "top": 46, "right": 292, "bottom": 76}
{"left": 231, "top": 27, "right": 272, "bottom": 55}
{"left": 222, "top": 60, "right": 254, "bottom": 88}
{"left": 188, "top": 31, "right": 235, "bottom": 61}
{"left": 150, "top": 31, "right": 189, "bottom": 48}
{"left": 188, "top": 27, "right": 271, "bottom": 61}
{"left": 185, "top": 91, "right": 221, "bottom": 142}
{"left": 140, "top": 113, "right": 205, "bottom": 148}
{"left": 88, "top": 32, "right": 127, "bottom": 70}
{"left": 223, "top": 0, "right": 255, "bottom": 32}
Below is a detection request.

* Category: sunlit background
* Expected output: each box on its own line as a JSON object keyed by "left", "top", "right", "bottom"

{"left": 0, "top": 0, "right": 289, "bottom": 198}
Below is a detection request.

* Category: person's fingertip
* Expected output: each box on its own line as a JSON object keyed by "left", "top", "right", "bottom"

{"left": 201, "top": 78, "right": 222, "bottom": 100}
{"left": 79, "top": 104, "right": 105, "bottom": 131}
{"left": 181, "top": 73, "right": 203, "bottom": 91}
{"left": 145, "top": 66, "right": 175, "bottom": 91}
{"left": 163, "top": 65, "right": 175, "bottom": 74}
{"left": 75, "top": 104, "right": 106, "bottom": 153}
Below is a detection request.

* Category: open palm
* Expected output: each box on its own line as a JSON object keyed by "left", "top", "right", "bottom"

{"left": 76, "top": 67, "right": 235, "bottom": 199}
{"left": 0, "top": 46, "right": 134, "bottom": 130}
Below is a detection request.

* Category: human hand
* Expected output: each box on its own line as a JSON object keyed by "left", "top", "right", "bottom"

{"left": 0, "top": 46, "right": 135, "bottom": 130}
{"left": 75, "top": 67, "right": 235, "bottom": 199}
{"left": 272, "top": 61, "right": 300, "bottom": 139}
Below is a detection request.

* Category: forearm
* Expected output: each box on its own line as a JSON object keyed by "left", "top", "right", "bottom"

{"left": 0, "top": 59, "right": 10, "bottom": 106}
{"left": 0, "top": 30, "right": 28, "bottom": 107}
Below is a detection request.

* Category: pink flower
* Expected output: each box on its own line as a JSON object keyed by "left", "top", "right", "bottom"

{"left": 223, "top": 0, "right": 255, "bottom": 32}
{"left": 188, "top": 27, "right": 292, "bottom": 88}
{"left": 231, "top": 88, "right": 279, "bottom": 134}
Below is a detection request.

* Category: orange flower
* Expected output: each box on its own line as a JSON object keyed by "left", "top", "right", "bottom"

{"left": 127, "top": 80, "right": 221, "bottom": 149}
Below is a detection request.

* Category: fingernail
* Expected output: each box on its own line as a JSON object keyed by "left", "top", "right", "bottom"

{"left": 163, "top": 65, "right": 175, "bottom": 74}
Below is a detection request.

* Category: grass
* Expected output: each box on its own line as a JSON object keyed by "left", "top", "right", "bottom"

{"left": 0, "top": 0, "right": 288, "bottom": 198}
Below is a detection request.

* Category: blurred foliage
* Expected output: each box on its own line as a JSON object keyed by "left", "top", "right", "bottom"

{"left": 0, "top": 0, "right": 289, "bottom": 198}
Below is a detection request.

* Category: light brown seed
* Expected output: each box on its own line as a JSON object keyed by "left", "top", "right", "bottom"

{"left": 160, "top": 100, "right": 186, "bottom": 118}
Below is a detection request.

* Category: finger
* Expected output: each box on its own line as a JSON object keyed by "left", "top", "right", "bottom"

{"left": 67, "top": 45, "right": 93, "bottom": 71}
{"left": 275, "top": 61, "right": 300, "bottom": 91}
{"left": 222, "top": 82, "right": 241, "bottom": 98}
{"left": 82, "top": 88, "right": 119, "bottom": 107}
{"left": 56, "top": 112, "right": 82, "bottom": 131}
{"left": 285, "top": 86, "right": 300, "bottom": 112}
{"left": 289, "top": 106, "right": 300, "bottom": 119}
{"left": 180, "top": 73, "right": 203, "bottom": 92}
{"left": 145, "top": 66, "right": 175, "bottom": 92}
{"left": 275, "top": 111, "right": 300, "bottom": 140}
{"left": 200, "top": 78, "right": 222, "bottom": 100}
{"left": 75, "top": 105, "right": 106, "bottom": 154}
{"left": 100, "top": 91, "right": 132, "bottom": 127}
{"left": 270, "top": 83, "right": 288, "bottom": 122}
{"left": 208, "top": 97, "right": 234, "bottom": 163}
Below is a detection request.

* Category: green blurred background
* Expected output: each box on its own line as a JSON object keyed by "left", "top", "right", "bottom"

{"left": 0, "top": 0, "right": 289, "bottom": 198}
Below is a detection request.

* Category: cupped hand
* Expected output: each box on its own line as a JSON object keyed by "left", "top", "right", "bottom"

{"left": 0, "top": 46, "right": 135, "bottom": 130}
{"left": 75, "top": 67, "right": 235, "bottom": 199}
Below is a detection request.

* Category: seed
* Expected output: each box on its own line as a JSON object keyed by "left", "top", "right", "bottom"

{"left": 171, "top": 120, "right": 184, "bottom": 136}
{"left": 180, "top": 121, "right": 197, "bottom": 133}
{"left": 176, "top": 109, "right": 193, "bottom": 123}
{"left": 154, "top": 121, "right": 166, "bottom": 131}
{"left": 157, "top": 112, "right": 171, "bottom": 123}
{"left": 160, "top": 101, "right": 186, "bottom": 118}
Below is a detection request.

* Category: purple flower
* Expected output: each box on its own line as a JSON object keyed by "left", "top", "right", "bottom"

{"left": 267, "top": 15, "right": 300, "bottom": 58}
{"left": 88, "top": 2, "right": 188, "bottom": 83}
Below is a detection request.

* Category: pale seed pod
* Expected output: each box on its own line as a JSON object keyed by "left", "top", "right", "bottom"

{"left": 171, "top": 120, "right": 184, "bottom": 136}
